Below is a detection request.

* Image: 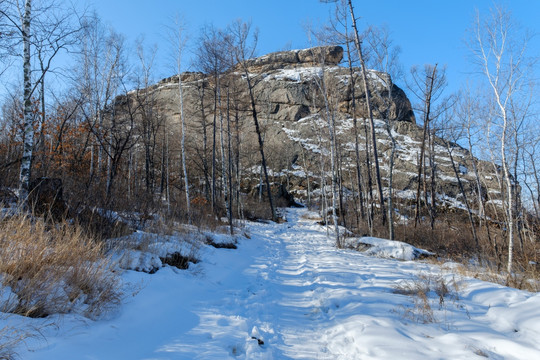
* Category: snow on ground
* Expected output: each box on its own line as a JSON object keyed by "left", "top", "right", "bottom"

{"left": 4, "top": 207, "right": 540, "bottom": 359}
{"left": 344, "top": 236, "right": 434, "bottom": 261}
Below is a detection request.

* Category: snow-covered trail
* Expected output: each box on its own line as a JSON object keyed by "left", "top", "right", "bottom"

{"left": 19, "top": 208, "right": 540, "bottom": 359}
{"left": 136, "top": 208, "right": 434, "bottom": 359}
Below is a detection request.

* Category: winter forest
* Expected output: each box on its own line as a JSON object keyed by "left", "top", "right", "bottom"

{"left": 1, "top": 0, "right": 539, "bottom": 359}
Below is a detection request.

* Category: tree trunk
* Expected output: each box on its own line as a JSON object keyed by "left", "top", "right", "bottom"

{"left": 211, "top": 77, "right": 218, "bottom": 213}
{"left": 446, "top": 141, "right": 479, "bottom": 248}
{"left": 319, "top": 68, "right": 341, "bottom": 247}
{"left": 244, "top": 72, "right": 276, "bottom": 222}
{"left": 501, "top": 110, "right": 514, "bottom": 274}
{"left": 226, "top": 88, "right": 234, "bottom": 235}
{"left": 18, "top": 0, "right": 33, "bottom": 202}
{"left": 219, "top": 82, "right": 230, "bottom": 227}
{"left": 428, "top": 127, "right": 437, "bottom": 229}
{"left": 347, "top": 0, "right": 386, "bottom": 225}
{"left": 198, "top": 83, "right": 211, "bottom": 201}
{"left": 345, "top": 40, "right": 366, "bottom": 223}
{"left": 178, "top": 71, "right": 191, "bottom": 223}
{"left": 385, "top": 121, "right": 396, "bottom": 240}
{"left": 414, "top": 64, "right": 438, "bottom": 227}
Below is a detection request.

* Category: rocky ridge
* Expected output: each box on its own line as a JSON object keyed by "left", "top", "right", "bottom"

{"left": 133, "top": 46, "right": 502, "bottom": 216}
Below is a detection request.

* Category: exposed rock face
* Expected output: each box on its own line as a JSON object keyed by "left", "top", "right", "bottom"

{"left": 241, "top": 46, "right": 344, "bottom": 72}
{"left": 127, "top": 45, "right": 501, "bottom": 214}
{"left": 252, "top": 66, "right": 415, "bottom": 123}
{"left": 151, "top": 46, "right": 414, "bottom": 124}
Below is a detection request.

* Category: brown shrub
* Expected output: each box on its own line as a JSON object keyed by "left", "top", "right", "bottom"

{"left": 75, "top": 208, "right": 132, "bottom": 241}
{"left": 243, "top": 198, "right": 274, "bottom": 221}
{"left": 341, "top": 198, "right": 540, "bottom": 290}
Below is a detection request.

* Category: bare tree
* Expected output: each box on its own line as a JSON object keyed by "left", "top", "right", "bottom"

{"left": 75, "top": 18, "right": 125, "bottom": 200}
{"left": 196, "top": 24, "right": 229, "bottom": 215}
{"left": 441, "top": 106, "right": 480, "bottom": 249}
{"left": 322, "top": 0, "right": 368, "bottom": 232}
{"left": 168, "top": 17, "right": 191, "bottom": 223}
{"left": 454, "top": 88, "right": 501, "bottom": 256}
{"left": 70, "top": 19, "right": 133, "bottom": 206}
{"left": 365, "top": 25, "right": 402, "bottom": 239}
{"left": 134, "top": 38, "right": 161, "bottom": 196}
{"left": 407, "top": 64, "right": 447, "bottom": 228}
{"left": 312, "top": 49, "right": 341, "bottom": 246}
{"left": 345, "top": 0, "right": 386, "bottom": 224}
{"left": 0, "top": 0, "right": 82, "bottom": 202}
{"left": 4, "top": 0, "right": 33, "bottom": 202}
{"left": 469, "top": 4, "right": 536, "bottom": 274}
{"left": 226, "top": 20, "right": 277, "bottom": 222}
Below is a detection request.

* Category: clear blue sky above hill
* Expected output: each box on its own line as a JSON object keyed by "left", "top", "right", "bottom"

{"left": 86, "top": 0, "right": 540, "bottom": 93}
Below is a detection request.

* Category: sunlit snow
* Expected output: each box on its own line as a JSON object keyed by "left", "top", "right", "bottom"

{"left": 3, "top": 208, "right": 539, "bottom": 359}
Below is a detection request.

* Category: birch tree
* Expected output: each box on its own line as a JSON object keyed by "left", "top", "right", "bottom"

{"left": 0, "top": 0, "right": 82, "bottom": 202}
{"left": 134, "top": 39, "right": 161, "bottom": 196}
{"left": 0, "top": 0, "right": 34, "bottom": 202}
{"left": 312, "top": 49, "right": 341, "bottom": 246}
{"left": 18, "top": 0, "right": 31, "bottom": 200}
{"left": 168, "top": 18, "right": 191, "bottom": 223}
{"left": 322, "top": 0, "right": 367, "bottom": 231}
{"left": 469, "top": 5, "right": 535, "bottom": 274}
{"left": 196, "top": 25, "right": 228, "bottom": 214}
{"left": 75, "top": 19, "right": 125, "bottom": 199}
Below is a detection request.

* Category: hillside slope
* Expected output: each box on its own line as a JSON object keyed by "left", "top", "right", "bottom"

{"left": 124, "top": 45, "right": 503, "bottom": 214}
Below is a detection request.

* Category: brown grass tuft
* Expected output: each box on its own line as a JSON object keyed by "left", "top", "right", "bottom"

{"left": 393, "top": 273, "right": 464, "bottom": 324}
{"left": 0, "top": 214, "right": 122, "bottom": 319}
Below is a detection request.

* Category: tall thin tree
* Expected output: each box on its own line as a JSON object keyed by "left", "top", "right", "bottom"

{"left": 227, "top": 20, "right": 277, "bottom": 222}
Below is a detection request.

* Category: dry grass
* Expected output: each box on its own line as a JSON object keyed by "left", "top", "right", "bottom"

{"left": 394, "top": 273, "right": 464, "bottom": 324}
{"left": 0, "top": 214, "right": 122, "bottom": 319}
{"left": 447, "top": 260, "right": 540, "bottom": 292}
{"left": 0, "top": 327, "right": 18, "bottom": 360}
{"left": 0, "top": 323, "right": 38, "bottom": 360}
{"left": 387, "top": 210, "right": 539, "bottom": 291}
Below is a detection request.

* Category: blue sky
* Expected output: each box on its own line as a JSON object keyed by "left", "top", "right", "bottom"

{"left": 86, "top": 0, "right": 540, "bottom": 94}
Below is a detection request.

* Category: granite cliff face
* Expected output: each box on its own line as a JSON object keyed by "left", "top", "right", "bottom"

{"left": 128, "top": 46, "right": 502, "bottom": 214}
{"left": 151, "top": 45, "right": 415, "bottom": 124}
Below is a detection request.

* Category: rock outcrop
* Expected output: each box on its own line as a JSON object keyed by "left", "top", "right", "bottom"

{"left": 241, "top": 46, "right": 344, "bottom": 72}
{"left": 123, "top": 45, "right": 502, "bottom": 215}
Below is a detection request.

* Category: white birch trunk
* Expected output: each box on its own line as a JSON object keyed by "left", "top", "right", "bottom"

{"left": 18, "top": 0, "right": 33, "bottom": 201}
{"left": 317, "top": 66, "right": 340, "bottom": 247}
{"left": 166, "top": 130, "right": 171, "bottom": 213}
{"left": 475, "top": 20, "right": 516, "bottom": 273}
{"left": 178, "top": 71, "right": 191, "bottom": 223}
{"left": 218, "top": 86, "right": 230, "bottom": 224}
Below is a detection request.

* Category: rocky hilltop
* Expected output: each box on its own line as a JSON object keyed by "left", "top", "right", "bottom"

{"left": 129, "top": 46, "right": 502, "bottom": 216}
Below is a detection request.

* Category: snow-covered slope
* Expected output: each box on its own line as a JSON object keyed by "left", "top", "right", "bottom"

{"left": 8, "top": 208, "right": 540, "bottom": 359}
